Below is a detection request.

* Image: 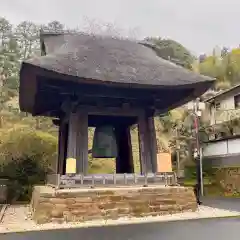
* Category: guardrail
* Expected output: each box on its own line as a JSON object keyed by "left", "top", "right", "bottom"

{"left": 47, "top": 173, "right": 177, "bottom": 189}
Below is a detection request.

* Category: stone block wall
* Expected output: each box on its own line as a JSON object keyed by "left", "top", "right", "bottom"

{"left": 30, "top": 185, "right": 197, "bottom": 224}
{"left": 215, "top": 167, "right": 240, "bottom": 196}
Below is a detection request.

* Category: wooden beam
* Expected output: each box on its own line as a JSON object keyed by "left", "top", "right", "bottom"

{"left": 115, "top": 125, "right": 134, "bottom": 173}
{"left": 148, "top": 117, "right": 158, "bottom": 173}
{"left": 57, "top": 120, "right": 68, "bottom": 174}
{"left": 81, "top": 105, "right": 144, "bottom": 117}
{"left": 53, "top": 116, "right": 137, "bottom": 127}
{"left": 41, "top": 79, "right": 167, "bottom": 100}
{"left": 138, "top": 112, "right": 152, "bottom": 174}
{"left": 66, "top": 109, "right": 88, "bottom": 174}
{"left": 78, "top": 109, "right": 88, "bottom": 174}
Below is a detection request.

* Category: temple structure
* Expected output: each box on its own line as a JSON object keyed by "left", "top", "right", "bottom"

{"left": 19, "top": 32, "right": 215, "bottom": 224}
{"left": 19, "top": 32, "right": 214, "bottom": 176}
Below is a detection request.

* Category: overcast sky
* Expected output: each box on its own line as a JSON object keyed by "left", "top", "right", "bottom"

{"left": 1, "top": 0, "right": 239, "bottom": 55}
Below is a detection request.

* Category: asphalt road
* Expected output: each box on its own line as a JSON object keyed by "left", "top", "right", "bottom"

{"left": 202, "top": 197, "right": 240, "bottom": 211}
{"left": 2, "top": 218, "right": 240, "bottom": 240}
{"left": 1, "top": 198, "right": 240, "bottom": 240}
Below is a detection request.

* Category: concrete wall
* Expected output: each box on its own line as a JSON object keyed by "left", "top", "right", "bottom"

{"left": 202, "top": 138, "right": 240, "bottom": 167}
{"left": 220, "top": 97, "right": 235, "bottom": 110}
{"left": 203, "top": 138, "right": 240, "bottom": 156}
{"left": 203, "top": 154, "right": 240, "bottom": 168}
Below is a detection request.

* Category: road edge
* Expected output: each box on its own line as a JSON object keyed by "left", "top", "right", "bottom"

{"left": 1, "top": 212, "right": 240, "bottom": 235}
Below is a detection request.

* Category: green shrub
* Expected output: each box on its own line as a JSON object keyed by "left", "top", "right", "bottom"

{"left": 0, "top": 156, "right": 47, "bottom": 201}
{"left": 0, "top": 127, "right": 57, "bottom": 171}
{"left": 184, "top": 164, "right": 215, "bottom": 180}
{"left": 0, "top": 128, "right": 57, "bottom": 202}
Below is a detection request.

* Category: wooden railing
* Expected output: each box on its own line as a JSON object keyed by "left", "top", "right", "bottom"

{"left": 47, "top": 173, "right": 177, "bottom": 189}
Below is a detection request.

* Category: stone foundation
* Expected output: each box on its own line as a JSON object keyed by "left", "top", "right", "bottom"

{"left": 30, "top": 185, "right": 197, "bottom": 224}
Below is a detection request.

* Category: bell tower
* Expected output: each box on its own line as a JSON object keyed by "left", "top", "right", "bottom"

{"left": 54, "top": 102, "right": 158, "bottom": 175}
{"left": 19, "top": 32, "right": 214, "bottom": 179}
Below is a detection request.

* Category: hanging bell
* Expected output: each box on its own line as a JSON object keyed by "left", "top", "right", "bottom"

{"left": 92, "top": 125, "right": 118, "bottom": 158}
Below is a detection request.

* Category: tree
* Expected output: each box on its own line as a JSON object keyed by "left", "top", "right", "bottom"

{"left": 13, "top": 20, "right": 66, "bottom": 127}
{"left": 45, "top": 21, "right": 64, "bottom": 32}
{"left": 14, "top": 21, "right": 40, "bottom": 60}
{"left": 143, "top": 38, "right": 197, "bottom": 164}
{"left": 225, "top": 48, "right": 240, "bottom": 86}
{"left": 198, "top": 46, "right": 240, "bottom": 90}
{"left": 0, "top": 18, "right": 21, "bottom": 127}
{"left": 0, "top": 37, "right": 21, "bottom": 90}
{"left": 0, "top": 17, "right": 12, "bottom": 45}
{"left": 81, "top": 18, "right": 140, "bottom": 40}
{"left": 145, "top": 37, "right": 195, "bottom": 69}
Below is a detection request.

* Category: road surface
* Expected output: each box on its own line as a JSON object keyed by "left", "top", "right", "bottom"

{"left": 1, "top": 217, "right": 240, "bottom": 240}
{"left": 203, "top": 197, "right": 240, "bottom": 212}
{"left": 1, "top": 198, "right": 240, "bottom": 240}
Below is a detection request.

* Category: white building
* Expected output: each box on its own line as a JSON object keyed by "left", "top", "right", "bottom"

{"left": 202, "top": 84, "right": 240, "bottom": 167}
{"left": 205, "top": 84, "right": 240, "bottom": 125}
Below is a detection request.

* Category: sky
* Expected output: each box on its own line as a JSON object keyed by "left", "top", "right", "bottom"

{"left": 1, "top": 0, "right": 240, "bottom": 55}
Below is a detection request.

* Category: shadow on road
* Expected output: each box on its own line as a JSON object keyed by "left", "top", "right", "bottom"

{"left": 202, "top": 197, "right": 240, "bottom": 212}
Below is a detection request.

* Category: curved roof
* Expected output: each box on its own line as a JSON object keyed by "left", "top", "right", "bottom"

{"left": 19, "top": 32, "right": 215, "bottom": 116}
{"left": 25, "top": 32, "right": 214, "bottom": 86}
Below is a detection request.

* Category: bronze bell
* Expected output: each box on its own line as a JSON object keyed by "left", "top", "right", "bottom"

{"left": 92, "top": 125, "right": 118, "bottom": 158}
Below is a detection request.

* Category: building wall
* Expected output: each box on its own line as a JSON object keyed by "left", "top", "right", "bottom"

{"left": 203, "top": 141, "right": 228, "bottom": 156}
{"left": 220, "top": 96, "right": 235, "bottom": 110}
{"left": 208, "top": 105, "right": 216, "bottom": 125}
{"left": 203, "top": 138, "right": 240, "bottom": 156}
{"left": 202, "top": 138, "right": 240, "bottom": 167}
{"left": 208, "top": 95, "right": 240, "bottom": 124}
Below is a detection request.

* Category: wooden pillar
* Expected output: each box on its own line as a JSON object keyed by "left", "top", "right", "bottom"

{"left": 148, "top": 117, "right": 158, "bottom": 173}
{"left": 138, "top": 113, "right": 152, "bottom": 174}
{"left": 67, "top": 108, "right": 88, "bottom": 174}
{"left": 57, "top": 120, "right": 68, "bottom": 175}
{"left": 63, "top": 123, "right": 69, "bottom": 174}
{"left": 115, "top": 124, "right": 134, "bottom": 173}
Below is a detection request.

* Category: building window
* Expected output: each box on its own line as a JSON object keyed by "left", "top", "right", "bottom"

{"left": 215, "top": 102, "right": 221, "bottom": 110}
{"left": 234, "top": 94, "right": 240, "bottom": 109}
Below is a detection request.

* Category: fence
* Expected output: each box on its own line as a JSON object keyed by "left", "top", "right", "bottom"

{"left": 47, "top": 173, "right": 177, "bottom": 189}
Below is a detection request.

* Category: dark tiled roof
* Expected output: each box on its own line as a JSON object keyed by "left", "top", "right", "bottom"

{"left": 23, "top": 32, "right": 213, "bottom": 87}
{"left": 19, "top": 32, "right": 215, "bottom": 116}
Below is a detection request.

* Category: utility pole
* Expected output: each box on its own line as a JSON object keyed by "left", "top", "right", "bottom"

{"left": 175, "top": 127, "right": 181, "bottom": 176}
{"left": 188, "top": 98, "right": 205, "bottom": 197}
{"left": 193, "top": 98, "right": 204, "bottom": 197}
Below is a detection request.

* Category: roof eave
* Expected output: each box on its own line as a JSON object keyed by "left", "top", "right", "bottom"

{"left": 204, "top": 83, "right": 240, "bottom": 103}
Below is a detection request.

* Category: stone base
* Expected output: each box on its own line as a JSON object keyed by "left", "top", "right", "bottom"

{"left": 30, "top": 185, "right": 198, "bottom": 224}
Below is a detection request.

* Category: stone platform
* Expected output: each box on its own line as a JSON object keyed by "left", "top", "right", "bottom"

{"left": 30, "top": 185, "right": 197, "bottom": 224}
